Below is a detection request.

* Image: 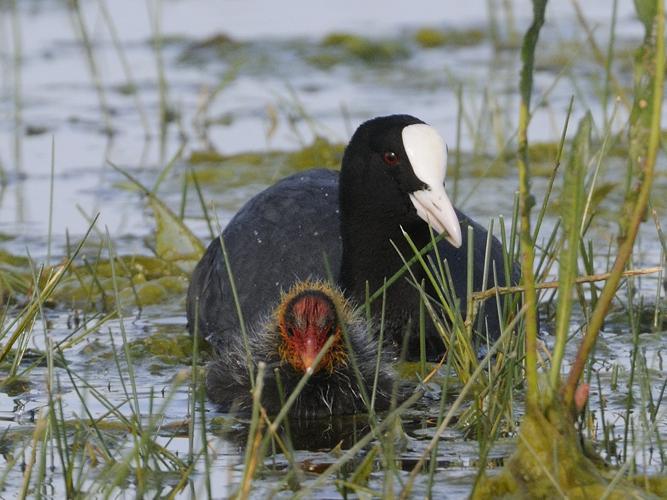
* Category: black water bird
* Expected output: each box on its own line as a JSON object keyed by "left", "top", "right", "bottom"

{"left": 205, "top": 281, "right": 399, "bottom": 417}
{"left": 187, "top": 114, "right": 517, "bottom": 360}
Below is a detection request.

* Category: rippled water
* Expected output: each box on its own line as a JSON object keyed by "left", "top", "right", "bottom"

{"left": 0, "top": 0, "right": 665, "bottom": 497}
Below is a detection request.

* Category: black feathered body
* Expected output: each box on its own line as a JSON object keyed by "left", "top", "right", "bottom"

{"left": 187, "top": 170, "right": 341, "bottom": 353}
{"left": 187, "top": 169, "right": 518, "bottom": 360}
{"left": 205, "top": 306, "right": 400, "bottom": 418}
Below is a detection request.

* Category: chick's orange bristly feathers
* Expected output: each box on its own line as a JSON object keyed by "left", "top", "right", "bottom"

{"left": 204, "top": 279, "right": 404, "bottom": 418}
{"left": 276, "top": 281, "right": 349, "bottom": 374}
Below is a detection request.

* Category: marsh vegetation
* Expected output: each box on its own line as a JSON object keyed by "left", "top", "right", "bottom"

{"left": 0, "top": 0, "right": 666, "bottom": 497}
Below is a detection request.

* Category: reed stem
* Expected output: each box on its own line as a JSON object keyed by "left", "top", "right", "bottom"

{"left": 563, "top": 0, "right": 664, "bottom": 407}
{"left": 517, "top": 0, "right": 547, "bottom": 410}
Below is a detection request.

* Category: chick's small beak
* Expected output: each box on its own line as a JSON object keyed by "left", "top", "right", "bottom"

{"left": 300, "top": 335, "right": 320, "bottom": 372}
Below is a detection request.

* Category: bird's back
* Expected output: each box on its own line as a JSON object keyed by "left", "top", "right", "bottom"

{"left": 187, "top": 168, "right": 518, "bottom": 357}
{"left": 186, "top": 169, "right": 342, "bottom": 351}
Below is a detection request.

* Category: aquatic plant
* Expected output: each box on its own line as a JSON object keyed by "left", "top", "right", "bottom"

{"left": 473, "top": 0, "right": 666, "bottom": 496}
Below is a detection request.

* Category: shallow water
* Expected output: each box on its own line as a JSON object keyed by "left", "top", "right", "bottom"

{"left": 0, "top": 0, "right": 666, "bottom": 497}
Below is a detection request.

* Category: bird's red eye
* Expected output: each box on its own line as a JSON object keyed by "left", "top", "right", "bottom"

{"left": 383, "top": 151, "right": 399, "bottom": 166}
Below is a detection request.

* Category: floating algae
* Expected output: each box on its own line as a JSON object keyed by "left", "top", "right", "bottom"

{"left": 286, "top": 137, "right": 344, "bottom": 170}
{"left": 187, "top": 138, "right": 344, "bottom": 193}
{"left": 127, "top": 332, "right": 206, "bottom": 366}
{"left": 189, "top": 137, "right": 343, "bottom": 171}
{"left": 473, "top": 386, "right": 665, "bottom": 498}
{"left": 48, "top": 257, "right": 189, "bottom": 312}
{"left": 307, "top": 32, "right": 410, "bottom": 69}
{"left": 0, "top": 375, "right": 31, "bottom": 396}
{"left": 177, "top": 32, "right": 244, "bottom": 67}
{"left": 414, "top": 27, "right": 485, "bottom": 48}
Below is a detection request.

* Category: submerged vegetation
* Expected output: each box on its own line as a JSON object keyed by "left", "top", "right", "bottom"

{"left": 0, "top": 0, "right": 666, "bottom": 498}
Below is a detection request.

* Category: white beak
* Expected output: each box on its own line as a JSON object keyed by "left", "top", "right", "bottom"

{"left": 402, "top": 124, "right": 462, "bottom": 248}
{"left": 409, "top": 187, "right": 461, "bottom": 247}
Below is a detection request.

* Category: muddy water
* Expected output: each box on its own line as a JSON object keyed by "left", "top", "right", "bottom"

{"left": 0, "top": 0, "right": 665, "bottom": 497}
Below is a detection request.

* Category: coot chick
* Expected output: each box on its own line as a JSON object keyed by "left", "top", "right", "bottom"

{"left": 205, "top": 281, "right": 399, "bottom": 418}
{"left": 187, "top": 114, "right": 517, "bottom": 360}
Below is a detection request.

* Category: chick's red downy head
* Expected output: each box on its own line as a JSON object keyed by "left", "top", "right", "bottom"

{"left": 277, "top": 287, "right": 346, "bottom": 374}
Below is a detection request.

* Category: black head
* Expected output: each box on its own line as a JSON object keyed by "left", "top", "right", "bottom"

{"left": 339, "top": 114, "right": 461, "bottom": 247}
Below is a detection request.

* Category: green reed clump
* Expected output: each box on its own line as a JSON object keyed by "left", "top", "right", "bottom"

{"left": 0, "top": 218, "right": 98, "bottom": 372}
{"left": 474, "top": 0, "right": 665, "bottom": 496}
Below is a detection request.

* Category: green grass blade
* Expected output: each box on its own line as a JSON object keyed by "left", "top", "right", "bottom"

{"left": 550, "top": 113, "right": 591, "bottom": 388}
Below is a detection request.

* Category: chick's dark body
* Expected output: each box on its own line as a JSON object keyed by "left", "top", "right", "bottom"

{"left": 205, "top": 286, "right": 400, "bottom": 419}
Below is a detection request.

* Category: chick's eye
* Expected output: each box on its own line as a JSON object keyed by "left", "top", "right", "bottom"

{"left": 383, "top": 151, "right": 399, "bottom": 166}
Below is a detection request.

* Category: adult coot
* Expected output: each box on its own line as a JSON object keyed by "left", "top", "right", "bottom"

{"left": 206, "top": 281, "right": 399, "bottom": 417}
{"left": 187, "top": 114, "right": 517, "bottom": 360}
